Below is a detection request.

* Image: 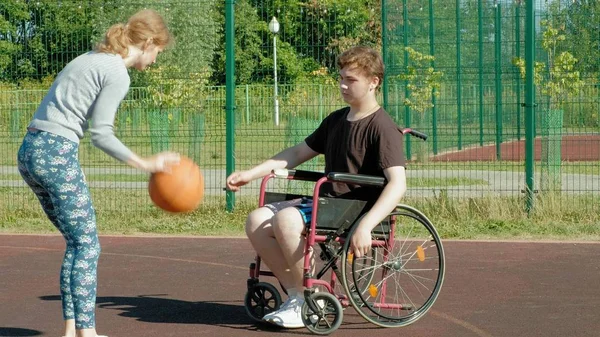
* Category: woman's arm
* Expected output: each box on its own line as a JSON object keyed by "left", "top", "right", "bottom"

{"left": 88, "top": 80, "right": 179, "bottom": 172}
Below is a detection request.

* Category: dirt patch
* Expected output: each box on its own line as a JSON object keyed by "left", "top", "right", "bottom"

{"left": 431, "top": 135, "right": 600, "bottom": 162}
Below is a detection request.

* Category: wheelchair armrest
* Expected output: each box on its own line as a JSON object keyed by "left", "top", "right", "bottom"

{"left": 272, "top": 169, "right": 326, "bottom": 182}
{"left": 327, "top": 172, "right": 386, "bottom": 187}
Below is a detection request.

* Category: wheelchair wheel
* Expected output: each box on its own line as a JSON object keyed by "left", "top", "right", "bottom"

{"left": 341, "top": 204, "right": 445, "bottom": 327}
{"left": 244, "top": 282, "right": 282, "bottom": 322}
{"left": 341, "top": 246, "right": 377, "bottom": 302}
{"left": 301, "top": 292, "right": 343, "bottom": 335}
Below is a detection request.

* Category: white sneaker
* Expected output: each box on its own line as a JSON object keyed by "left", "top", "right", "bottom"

{"left": 262, "top": 296, "right": 294, "bottom": 321}
{"left": 262, "top": 296, "right": 305, "bottom": 329}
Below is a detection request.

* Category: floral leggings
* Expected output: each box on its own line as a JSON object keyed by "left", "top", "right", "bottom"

{"left": 18, "top": 130, "right": 100, "bottom": 329}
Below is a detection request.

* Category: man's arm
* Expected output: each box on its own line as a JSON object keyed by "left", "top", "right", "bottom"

{"left": 351, "top": 166, "right": 407, "bottom": 257}
{"left": 247, "top": 142, "right": 319, "bottom": 180}
{"left": 360, "top": 166, "right": 407, "bottom": 228}
{"left": 226, "top": 142, "right": 319, "bottom": 191}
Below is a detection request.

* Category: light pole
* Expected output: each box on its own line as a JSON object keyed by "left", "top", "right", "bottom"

{"left": 268, "top": 16, "right": 280, "bottom": 126}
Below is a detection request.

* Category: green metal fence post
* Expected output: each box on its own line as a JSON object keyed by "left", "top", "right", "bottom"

{"left": 319, "top": 84, "right": 323, "bottom": 120}
{"left": 394, "top": 83, "right": 399, "bottom": 121}
{"left": 456, "top": 0, "right": 463, "bottom": 150}
{"left": 429, "top": 0, "right": 438, "bottom": 155}
{"left": 382, "top": 0, "right": 389, "bottom": 112}
{"left": 403, "top": 0, "right": 411, "bottom": 160}
{"left": 245, "top": 84, "right": 250, "bottom": 125}
{"left": 13, "top": 90, "right": 20, "bottom": 140}
{"left": 525, "top": 0, "right": 536, "bottom": 213}
{"left": 225, "top": 0, "right": 236, "bottom": 212}
{"left": 495, "top": 2, "right": 503, "bottom": 160}
{"left": 515, "top": 2, "right": 522, "bottom": 140}
{"left": 478, "top": 0, "right": 484, "bottom": 146}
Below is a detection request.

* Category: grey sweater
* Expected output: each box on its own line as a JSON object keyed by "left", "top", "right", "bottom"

{"left": 29, "top": 51, "right": 134, "bottom": 162}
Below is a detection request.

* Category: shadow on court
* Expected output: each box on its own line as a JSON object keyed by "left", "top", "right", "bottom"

{"left": 40, "top": 295, "right": 253, "bottom": 325}
{"left": 0, "top": 328, "right": 42, "bottom": 337}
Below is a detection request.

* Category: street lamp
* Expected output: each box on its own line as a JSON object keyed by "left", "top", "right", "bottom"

{"left": 268, "top": 16, "right": 280, "bottom": 126}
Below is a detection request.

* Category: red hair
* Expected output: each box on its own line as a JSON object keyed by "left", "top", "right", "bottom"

{"left": 95, "top": 9, "right": 172, "bottom": 57}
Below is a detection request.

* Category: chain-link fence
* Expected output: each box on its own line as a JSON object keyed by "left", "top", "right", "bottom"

{"left": 1, "top": 0, "right": 599, "bottom": 216}
{"left": 381, "top": 0, "right": 599, "bottom": 213}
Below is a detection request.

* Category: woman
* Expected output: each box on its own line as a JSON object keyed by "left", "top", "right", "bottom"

{"left": 17, "top": 9, "right": 178, "bottom": 337}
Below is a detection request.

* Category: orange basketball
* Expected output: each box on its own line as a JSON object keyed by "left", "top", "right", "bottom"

{"left": 148, "top": 156, "right": 204, "bottom": 212}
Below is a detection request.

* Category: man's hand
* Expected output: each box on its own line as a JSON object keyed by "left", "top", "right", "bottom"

{"left": 350, "top": 225, "right": 372, "bottom": 258}
{"left": 226, "top": 171, "right": 253, "bottom": 192}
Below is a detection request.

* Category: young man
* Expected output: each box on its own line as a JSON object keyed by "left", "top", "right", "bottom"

{"left": 226, "top": 46, "right": 407, "bottom": 328}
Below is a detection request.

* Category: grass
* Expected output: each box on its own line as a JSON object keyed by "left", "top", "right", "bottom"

{"left": 0, "top": 173, "right": 488, "bottom": 188}
{"left": 2, "top": 186, "right": 600, "bottom": 241}
{"left": 409, "top": 177, "right": 488, "bottom": 187}
{"left": 3, "top": 134, "right": 599, "bottom": 175}
{"left": 0, "top": 188, "right": 253, "bottom": 236}
{"left": 410, "top": 161, "right": 600, "bottom": 175}
{"left": 1, "top": 112, "right": 599, "bottom": 240}
{"left": 409, "top": 192, "right": 600, "bottom": 240}
{"left": 0, "top": 173, "right": 150, "bottom": 182}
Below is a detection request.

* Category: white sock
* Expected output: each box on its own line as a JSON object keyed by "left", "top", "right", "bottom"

{"left": 287, "top": 287, "right": 305, "bottom": 299}
{"left": 287, "top": 287, "right": 299, "bottom": 298}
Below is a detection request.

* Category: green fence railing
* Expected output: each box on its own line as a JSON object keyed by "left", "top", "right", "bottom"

{"left": 1, "top": 0, "right": 599, "bottom": 216}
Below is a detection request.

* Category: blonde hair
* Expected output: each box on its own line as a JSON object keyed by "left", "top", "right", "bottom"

{"left": 95, "top": 9, "right": 172, "bottom": 57}
{"left": 337, "top": 46, "right": 385, "bottom": 89}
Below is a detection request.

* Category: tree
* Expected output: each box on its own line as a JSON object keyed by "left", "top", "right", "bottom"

{"left": 513, "top": 20, "right": 584, "bottom": 192}
{"left": 549, "top": 0, "right": 600, "bottom": 74}
{"left": 383, "top": 0, "right": 499, "bottom": 79}
{"left": 513, "top": 20, "right": 583, "bottom": 112}
{"left": 91, "top": 1, "right": 218, "bottom": 87}
{"left": 0, "top": 1, "right": 98, "bottom": 82}
{"left": 398, "top": 47, "right": 443, "bottom": 162}
{"left": 242, "top": 0, "right": 381, "bottom": 83}
{"left": 0, "top": 0, "right": 29, "bottom": 81}
{"left": 211, "top": 0, "right": 267, "bottom": 85}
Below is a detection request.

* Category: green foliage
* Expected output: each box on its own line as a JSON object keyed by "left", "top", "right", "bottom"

{"left": 384, "top": 0, "right": 500, "bottom": 78}
{"left": 211, "top": 0, "right": 266, "bottom": 85}
{"left": 284, "top": 0, "right": 381, "bottom": 61}
{"left": 512, "top": 20, "right": 584, "bottom": 111}
{"left": 0, "top": 0, "right": 29, "bottom": 78}
{"left": 146, "top": 64, "right": 211, "bottom": 112}
{"left": 21, "top": 2, "right": 99, "bottom": 79}
{"left": 549, "top": 0, "right": 600, "bottom": 74}
{"left": 1, "top": 1, "right": 218, "bottom": 83}
{"left": 539, "top": 20, "right": 584, "bottom": 110}
{"left": 397, "top": 47, "right": 443, "bottom": 115}
{"left": 233, "top": 0, "right": 381, "bottom": 84}
{"left": 92, "top": 1, "right": 218, "bottom": 87}
{"left": 212, "top": 0, "right": 381, "bottom": 85}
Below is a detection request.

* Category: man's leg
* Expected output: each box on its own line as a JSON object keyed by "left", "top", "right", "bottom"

{"left": 245, "top": 207, "right": 297, "bottom": 289}
{"left": 260, "top": 205, "right": 310, "bottom": 329}
{"left": 271, "top": 207, "right": 307, "bottom": 291}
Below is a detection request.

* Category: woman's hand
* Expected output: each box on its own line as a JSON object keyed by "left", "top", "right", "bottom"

{"left": 142, "top": 152, "right": 181, "bottom": 173}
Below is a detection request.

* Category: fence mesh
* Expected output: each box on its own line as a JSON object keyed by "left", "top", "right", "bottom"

{"left": 0, "top": 0, "right": 599, "bottom": 217}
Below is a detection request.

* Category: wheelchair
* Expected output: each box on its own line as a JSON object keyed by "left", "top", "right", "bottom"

{"left": 244, "top": 130, "right": 445, "bottom": 335}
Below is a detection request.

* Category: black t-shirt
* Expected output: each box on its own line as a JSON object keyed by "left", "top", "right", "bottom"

{"left": 305, "top": 107, "right": 406, "bottom": 201}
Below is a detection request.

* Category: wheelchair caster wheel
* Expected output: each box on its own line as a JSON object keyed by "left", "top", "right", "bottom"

{"left": 244, "top": 282, "right": 282, "bottom": 322}
{"left": 301, "top": 292, "right": 343, "bottom": 335}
